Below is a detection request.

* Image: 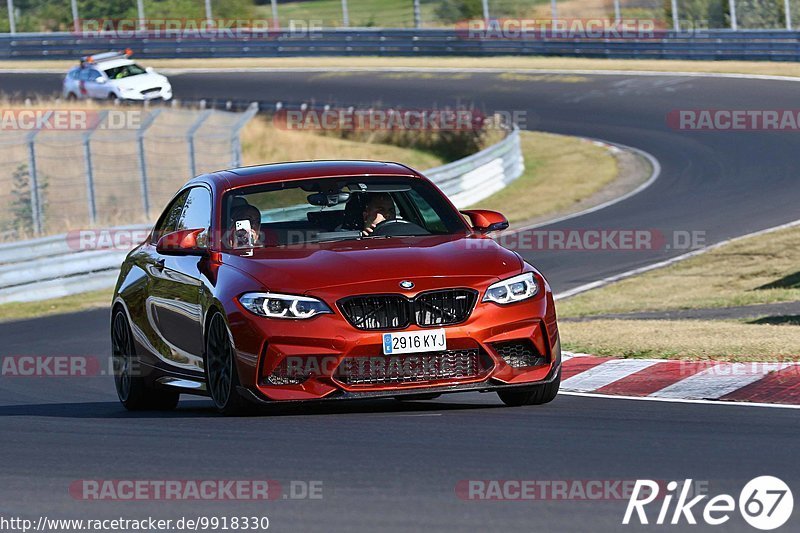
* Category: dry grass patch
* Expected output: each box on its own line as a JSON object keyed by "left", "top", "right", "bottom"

{"left": 561, "top": 319, "right": 800, "bottom": 361}
{"left": 0, "top": 288, "right": 112, "bottom": 323}
{"left": 240, "top": 115, "right": 445, "bottom": 169}
{"left": 471, "top": 131, "right": 617, "bottom": 223}
{"left": 559, "top": 225, "right": 800, "bottom": 318}
{"left": 8, "top": 57, "right": 800, "bottom": 79}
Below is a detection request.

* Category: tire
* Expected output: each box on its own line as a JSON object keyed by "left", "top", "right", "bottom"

{"left": 497, "top": 369, "right": 561, "bottom": 407}
{"left": 111, "top": 309, "right": 179, "bottom": 411}
{"left": 205, "top": 312, "right": 253, "bottom": 416}
{"left": 66, "top": 93, "right": 77, "bottom": 101}
{"left": 108, "top": 92, "right": 118, "bottom": 101}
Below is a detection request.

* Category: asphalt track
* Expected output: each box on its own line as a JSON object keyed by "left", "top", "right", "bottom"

{"left": 1, "top": 70, "right": 800, "bottom": 532}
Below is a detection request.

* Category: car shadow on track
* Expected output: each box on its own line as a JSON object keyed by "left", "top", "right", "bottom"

{"left": 0, "top": 397, "right": 507, "bottom": 419}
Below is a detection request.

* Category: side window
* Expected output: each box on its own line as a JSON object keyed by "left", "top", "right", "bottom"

{"left": 87, "top": 69, "right": 103, "bottom": 81}
{"left": 152, "top": 190, "right": 190, "bottom": 243}
{"left": 78, "top": 68, "right": 91, "bottom": 81}
{"left": 177, "top": 187, "right": 212, "bottom": 231}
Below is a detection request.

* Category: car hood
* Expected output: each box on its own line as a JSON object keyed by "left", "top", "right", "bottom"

{"left": 111, "top": 73, "right": 168, "bottom": 91}
{"left": 222, "top": 234, "right": 522, "bottom": 295}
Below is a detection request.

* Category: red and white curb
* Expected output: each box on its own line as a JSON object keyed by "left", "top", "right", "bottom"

{"left": 560, "top": 352, "right": 800, "bottom": 406}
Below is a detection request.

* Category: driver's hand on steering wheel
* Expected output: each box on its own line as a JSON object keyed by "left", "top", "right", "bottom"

{"left": 362, "top": 213, "right": 386, "bottom": 236}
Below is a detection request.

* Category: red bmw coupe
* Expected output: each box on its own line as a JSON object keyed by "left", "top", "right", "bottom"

{"left": 111, "top": 161, "right": 561, "bottom": 414}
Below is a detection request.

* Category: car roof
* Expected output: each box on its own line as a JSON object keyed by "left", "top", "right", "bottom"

{"left": 191, "top": 160, "right": 422, "bottom": 191}
{"left": 94, "top": 58, "right": 135, "bottom": 70}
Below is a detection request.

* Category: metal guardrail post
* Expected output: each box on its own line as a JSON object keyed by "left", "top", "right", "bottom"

{"left": 413, "top": 0, "right": 421, "bottom": 28}
{"left": 341, "top": 0, "right": 350, "bottom": 27}
{"left": 25, "top": 129, "right": 42, "bottom": 235}
{"left": 729, "top": 0, "right": 738, "bottom": 30}
{"left": 271, "top": 0, "right": 279, "bottom": 29}
{"left": 136, "top": 109, "right": 162, "bottom": 218}
{"left": 70, "top": 0, "right": 79, "bottom": 33}
{"left": 137, "top": 0, "right": 146, "bottom": 32}
{"left": 550, "top": 0, "right": 557, "bottom": 22}
{"left": 205, "top": 0, "right": 213, "bottom": 27}
{"left": 786, "top": 0, "right": 792, "bottom": 30}
{"left": 82, "top": 110, "right": 108, "bottom": 226}
{"left": 229, "top": 103, "right": 259, "bottom": 168}
{"left": 482, "top": 0, "right": 490, "bottom": 20}
{"left": 5, "top": 0, "right": 15, "bottom": 34}
{"left": 671, "top": 0, "right": 680, "bottom": 32}
{"left": 187, "top": 110, "right": 213, "bottom": 178}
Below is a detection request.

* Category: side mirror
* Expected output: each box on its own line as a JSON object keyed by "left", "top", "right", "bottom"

{"left": 96, "top": 78, "right": 107, "bottom": 84}
{"left": 460, "top": 209, "right": 509, "bottom": 233}
{"left": 156, "top": 228, "right": 207, "bottom": 256}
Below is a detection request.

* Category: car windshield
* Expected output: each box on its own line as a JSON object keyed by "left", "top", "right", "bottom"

{"left": 222, "top": 176, "right": 465, "bottom": 249}
{"left": 103, "top": 63, "right": 147, "bottom": 79}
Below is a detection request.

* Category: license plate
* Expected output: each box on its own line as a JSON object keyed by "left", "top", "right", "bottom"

{"left": 382, "top": 329, "right": 446, "bottom": 355}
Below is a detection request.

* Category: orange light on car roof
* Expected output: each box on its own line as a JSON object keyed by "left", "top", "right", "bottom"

{"left": 124, "top": 48, "right": 133, "bottom": 57}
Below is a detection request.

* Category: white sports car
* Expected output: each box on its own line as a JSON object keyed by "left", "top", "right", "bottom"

{"left": 62, "top": 50, "right": 173, "bottom": 102}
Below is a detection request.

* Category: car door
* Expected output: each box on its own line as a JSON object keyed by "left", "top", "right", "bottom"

{"left": 143, "top": 187, "right": 212, "bottom": 371}
{"left": 83, "top": 68, "right": 108, "bottom": 99}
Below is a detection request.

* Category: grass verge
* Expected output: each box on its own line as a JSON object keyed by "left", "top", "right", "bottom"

{"left": 0, "top": 288, "right": 112, "bottom": 322}
{"left": 240, "top": 115, "right": 446, "bottom": 169}
{"left": 558, "top": 224, "right": 800, "bottom": 318}
{"left": 557, "top": 224, "right": 800, "bottom": 361}
{"left": 470, "top": 131, "right": 617, "bottom": 223}
{"left": 560, "top": 319, "right": 800, "bottom": 361}
{"left": 4, "top": 57, "right": 800, "bottom": 79}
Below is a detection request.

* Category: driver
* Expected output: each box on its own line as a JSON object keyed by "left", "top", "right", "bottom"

{"left": 361, "top": 192, "right": 397, "bottom": 236}
{"left": 229, "top": 204, "right": 262, "bottom": 248}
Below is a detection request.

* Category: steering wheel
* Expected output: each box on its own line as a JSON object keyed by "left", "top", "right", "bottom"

{"left": 370, "top": 218, "right": 427, "bottom": 237}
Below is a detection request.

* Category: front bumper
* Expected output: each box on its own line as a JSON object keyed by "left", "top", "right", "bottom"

{"left": 119, "top": 87, "right": 173, "bottom": 101}
{"left": 227, "top": 288, "right": 560, "bottom": 402}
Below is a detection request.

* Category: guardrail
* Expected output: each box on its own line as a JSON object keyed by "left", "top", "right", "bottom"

{"left": 4, "top": 29, "right": 800, "bottom": 61}
{"left": 0, "top": 125, "right": 524, "bottom": 305}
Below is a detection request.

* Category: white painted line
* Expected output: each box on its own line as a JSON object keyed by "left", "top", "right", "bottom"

{"left": 512, "top": 139, "right": 661, "bottom": 233}
{"left": 649, "top": 363, "right": 790, "bottom": 399}
{"left": 561, "top": 359, "right": 659, "bottom": 392}
{"left": 559, "top": 391, "right": 800, "bottom": 409}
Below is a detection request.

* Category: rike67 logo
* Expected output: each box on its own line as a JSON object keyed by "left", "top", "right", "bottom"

{"left": 624, "top": 476, "right": 793, "bottom": 530}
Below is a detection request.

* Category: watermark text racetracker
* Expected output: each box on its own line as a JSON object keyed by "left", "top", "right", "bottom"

{"left": 75, "top": 18, "right": 324, "bottom": 39}
{"left": 273, "top": 108, "right": 527, "bottom": 132}
{"left": 668, "top": 109, "right": 800, "bottom": 131}
{"left": 456, "top": 479, "right": 709, "bottom": 501}
{"left": 476, "top": 229, "right": 706, "bottom": 252}
{"left": 0, "top": 109, "right": 145, "bottom": 131}
{"left": 69, "top": 479, "right": 322, "bottom": 501}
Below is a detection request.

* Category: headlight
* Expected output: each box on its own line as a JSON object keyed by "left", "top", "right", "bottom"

{"left": 239, "top": 292, "right": 332, "bottom": 319}
{"left": 483, "top": 272, "right": 539, "bottom": 304}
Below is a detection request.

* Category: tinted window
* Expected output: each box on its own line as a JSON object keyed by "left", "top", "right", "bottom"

{"left": 177, "top": 187, "right": 212, "bottom": 231}
{"left": 86, "top": 69, "right": 103, "bottom": 81}
{"left": 152, "top": 190, "right": 189, "bottom": 243}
